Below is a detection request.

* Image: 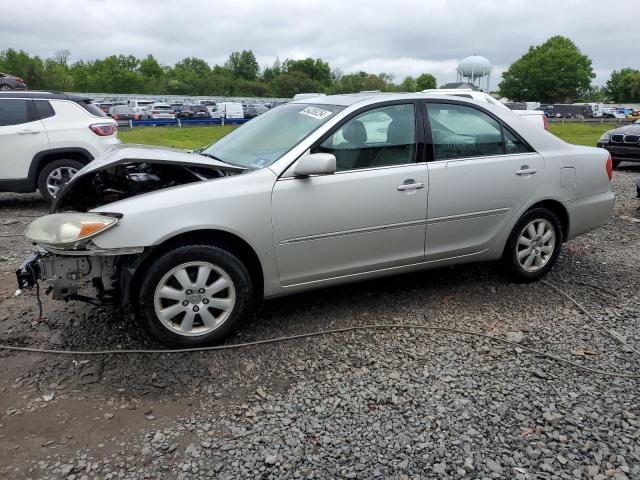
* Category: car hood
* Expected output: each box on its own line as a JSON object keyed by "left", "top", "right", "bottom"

{"left": 607, "top": 124, "right": 640, "bottom": 135}
{"left": 79, "top": 144, "right": 244, "bottom": 174}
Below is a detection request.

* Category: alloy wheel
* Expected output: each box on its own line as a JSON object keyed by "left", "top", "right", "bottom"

{"left": 516, "top": 219, "right": 556, "bottom": 272}
{"left": 46, "top": 166, "right": 78, "bottom": 197}
{"left": 153, "top": 261, "right": 236, "bottom": 336}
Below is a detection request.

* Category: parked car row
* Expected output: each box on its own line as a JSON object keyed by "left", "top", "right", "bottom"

{"left": 94, "top": 98, "right": 279, "bottom": 121}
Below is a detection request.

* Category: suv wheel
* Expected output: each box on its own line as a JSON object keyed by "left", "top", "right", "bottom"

{"left": 37, "top": 159, "right": 84, "bottom": 203}
{"left": 501, "top": 207, "right": 563, "bottom": 282}
{"left": 137, "top": 244, "right": 254, "bottom": 347}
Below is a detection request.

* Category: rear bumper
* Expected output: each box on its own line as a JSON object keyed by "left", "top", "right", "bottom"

{"left": 565, "top": 191, "right": 615, "bottom": 240}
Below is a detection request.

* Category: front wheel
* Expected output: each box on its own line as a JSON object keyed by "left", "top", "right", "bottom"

{"left": 501, "top": 208, "right": 563, "bottom": 282}
{"left": 137, "top": 244, "right": 254, "bottom": 347}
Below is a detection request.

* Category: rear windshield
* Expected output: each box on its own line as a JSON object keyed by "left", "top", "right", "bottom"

{"left": 79, "top": 100, "right": 106, "bottom": 117}
{"left": 154, "top": 105, "right": 172, "bottom": 110}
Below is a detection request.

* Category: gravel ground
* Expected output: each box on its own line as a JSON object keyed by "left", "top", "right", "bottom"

{"left": 0, "top": 166, "right": 639, "bottom": 479}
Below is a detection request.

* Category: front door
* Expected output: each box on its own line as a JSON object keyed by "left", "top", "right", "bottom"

{"left": 272, "top": 102, "right": 428, "bottom": 287}
{"left": 423, "top": 101, "right": 544, "bottom": 260}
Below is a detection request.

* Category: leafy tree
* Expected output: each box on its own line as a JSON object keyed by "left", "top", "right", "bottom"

{"left": 331, "top": 71, "right": 392, "bottom": 94}
{"left": 272, "top": 71, "right": 320, "bottom": 97}
{"left": 399, "top": 76, "right": 417, "bottom": 91}
{"left": 284, "top": 58, "right": 332, "bottom": 86}
{"left": 225, "top": 50, "right": 259, "bottom": 81}
{"left": 415, "top": 73, "right": 437, "bottom": 90}
{"left": 499, "top": 36, "right": 594, "bottom": 102}
{"left": 605, "top": 68, "right": 640, "bottom": 102}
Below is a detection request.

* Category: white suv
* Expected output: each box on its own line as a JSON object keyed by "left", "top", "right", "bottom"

{"left": 0, "top": 91, "right": 120, "bottom": 202}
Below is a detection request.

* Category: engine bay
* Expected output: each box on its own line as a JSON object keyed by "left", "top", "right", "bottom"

{"left": 54, "top": 161, "right": 235, "bottom": 212}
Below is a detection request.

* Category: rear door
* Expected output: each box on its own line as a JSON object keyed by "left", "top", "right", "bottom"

{"left": 0, "top": 99, "right": 48, "bottom": 179}
{"left": 423, "top": 101, "right": 544, "bottom": 260}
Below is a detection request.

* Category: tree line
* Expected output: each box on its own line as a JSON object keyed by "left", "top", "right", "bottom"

{"left": 0, "top": 48, "right": 437, "bottom": 98}
{"left": 2, "top": 38, "right": 639, "bottom": 103}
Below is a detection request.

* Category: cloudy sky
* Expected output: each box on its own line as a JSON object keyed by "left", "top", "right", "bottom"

{"left": 0, "top": 0, "right": 634, "bottom": 87}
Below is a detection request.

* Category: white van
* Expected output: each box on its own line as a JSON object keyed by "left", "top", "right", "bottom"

{"left": 128, "top": 99, "right": 156, "bottom": 114}
{"left": 209, "top": 102, "right": 244, "bottom": 120}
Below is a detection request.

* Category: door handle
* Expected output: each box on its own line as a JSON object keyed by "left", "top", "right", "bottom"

{"left": 516, "top": 166, "right": 538, "bottom": 176}
{"left": 397, "top": 182, "right": 425, "bottom": 191}
{"left": 17, "top": 130, "right": 41, "bottom": 135}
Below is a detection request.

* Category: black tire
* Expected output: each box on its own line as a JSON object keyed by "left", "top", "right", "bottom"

{"left": 501, "top": 207, "right": 563, "bottom": 283}
{"left": 0, "top": 84, "right": 11, "bottom": 91}
{"left": 137, "top": 244, "right": 254, "bottom": 347}
{"left": 37, "top": 158, "right": 85, "bottom": 204}
{"left": 612, "top": 159, "right": 621, "bottom": 169}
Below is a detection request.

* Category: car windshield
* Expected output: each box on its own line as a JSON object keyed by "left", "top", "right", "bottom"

{"left": 201, "top": 103, "right": 343, "bottom": 169}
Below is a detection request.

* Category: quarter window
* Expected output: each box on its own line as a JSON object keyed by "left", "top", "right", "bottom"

{"left": 314, "top": 104, "right": 416, "bottom": 171}
{"left": 503, "top": 128, "right": 531, "bottom": 154}
{"left": 34, "top": 100, "right": 55, "bottom": 120}
{"left": 0, "top": 99, "right": 31, "bottom": 126}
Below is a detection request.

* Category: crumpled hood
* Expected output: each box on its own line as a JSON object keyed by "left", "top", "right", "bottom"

{"left": 78, "top": 144, "right": 244, "bottom": 174}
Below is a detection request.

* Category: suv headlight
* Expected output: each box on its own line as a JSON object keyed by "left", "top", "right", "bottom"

{"left": 25, "top": 213, "right": 118, "bottom": 249}
{"left": 599, "top": 132, "right": 612, "bottom": 143}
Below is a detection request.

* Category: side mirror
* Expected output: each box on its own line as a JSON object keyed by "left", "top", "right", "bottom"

{"left": 293, "top": 153, "right": 336, "bottom": 177}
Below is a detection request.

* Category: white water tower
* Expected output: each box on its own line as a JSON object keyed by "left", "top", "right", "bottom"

{"left": 457, "top": 54, "right": 492, "bottom": 92}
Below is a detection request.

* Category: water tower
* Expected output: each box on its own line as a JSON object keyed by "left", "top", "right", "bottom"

{"left": 457, "top": 54, "right": 492, "bottom": 92}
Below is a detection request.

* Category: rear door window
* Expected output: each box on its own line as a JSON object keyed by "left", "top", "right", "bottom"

{"left": 0, "top": 99, "right": 33, "bottom": 126}
{"left": 426, "top": 103, "right": 504, "bottom": 160}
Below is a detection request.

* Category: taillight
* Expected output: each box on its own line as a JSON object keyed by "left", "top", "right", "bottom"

{"left": 89, "top": 123, "right": 117, "bottom": 136}
{"left": 134, "top": 114, "right": 140, "bottom": 120}
{"left": 152, "top": 110, "right": 160, "bottom": 114}
{"left": 542, "top": 115, "right": 549, "bottom": 131}
{"left": 16, "top": 76, "right": 24, "bottom": 83}
{"left": 606, "top": 154, "right": 613, "bottom": 181}
{"left": 112, "top": 114, "right": 119, "bottom": 120}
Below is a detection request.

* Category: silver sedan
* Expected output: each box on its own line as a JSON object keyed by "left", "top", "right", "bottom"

{"left": 19, "top": 93, "right": 615, "bottom": 346}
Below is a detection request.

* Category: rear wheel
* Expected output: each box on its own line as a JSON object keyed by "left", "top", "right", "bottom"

{"left": 37, "top": 159, "right": 84, "bottom": 203}
{"left": 0, "top": 84, "right": 11, "bottom": 91}
{"left": 137, "top": 244, "right": 254, "bottom": 347}
{"left": 501, "top": 207, "right": 563, "bottom": 282}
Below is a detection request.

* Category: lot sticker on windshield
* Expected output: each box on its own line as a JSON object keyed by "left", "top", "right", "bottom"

{"left": 299, "top": 106, "right": 333, "bottom": 120}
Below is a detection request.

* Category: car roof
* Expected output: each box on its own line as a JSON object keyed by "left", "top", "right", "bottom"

{"left": 293, "top": 92, "right": 493, "bottom": 107}
{"left": 0, "top": 90, "right": 92, "bottom": 102}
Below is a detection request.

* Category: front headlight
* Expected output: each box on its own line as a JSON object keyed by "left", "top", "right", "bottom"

{"left": 598, "top": 132, "right": 612, "bottom": 143}
{"left": 25, "top": 213, "right": 118, "bottom": 249}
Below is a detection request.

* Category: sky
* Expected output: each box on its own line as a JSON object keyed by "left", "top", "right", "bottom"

{"left": 0, "top": 0, "right": 634, "bottom": 88}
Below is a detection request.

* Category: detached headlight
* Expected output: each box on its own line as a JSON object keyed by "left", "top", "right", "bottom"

{"left": 599, "top": 132, "right": 612, "bottom": 143}
{"left": 25, "top": 213, "right": 118, "bottom": 249}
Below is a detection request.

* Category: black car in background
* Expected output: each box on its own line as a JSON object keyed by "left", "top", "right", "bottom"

{"left": 175, "top": 104, "right": 210, "bottom": 119}
{"left": 108, "top": 105, "right": 139, "bottom": 121}
{"left": 244, "top": 103, "right": 268, "bottom": 119}
{"left": 0, "top": 72, "right": 27, "bottom": 90}
{"left": 597, "top": 119, "right": 640, "bottom": 168}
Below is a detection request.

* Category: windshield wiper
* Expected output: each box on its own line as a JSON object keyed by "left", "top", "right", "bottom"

{"left": 198, "top": 152, "right": 248, "bottom": 170}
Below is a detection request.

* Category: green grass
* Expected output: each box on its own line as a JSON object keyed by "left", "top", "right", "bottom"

{"left": 117, "top": 122, "right": 615, "bottom": 151}
{"left": 118, "top": 125, "right": 238, "bottom": 150}
{"left": 548, "top": 122, "right": 613, "bottom": 146}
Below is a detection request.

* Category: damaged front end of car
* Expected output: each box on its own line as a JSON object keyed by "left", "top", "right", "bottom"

{"left": 17, "top": 145, "right": 244, "bottom": 308}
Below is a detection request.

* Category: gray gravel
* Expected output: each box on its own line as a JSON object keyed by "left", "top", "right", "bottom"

{"left": 0, "top": 166, "right": 639, "bottom": 479}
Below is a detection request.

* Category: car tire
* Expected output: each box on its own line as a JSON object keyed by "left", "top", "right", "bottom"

{"left": 0, "top": 84, "right": 11, "bottom": 91}
{"left": 37, "top": 159, "right": 85, "bottom": 204}
{"left": 501, "top": 207, "right": 563, "bottom": 283}
{"left": 612, "top": 159, "right": 621, "bottom": 169}
{"left": 137, "top": 244, "right": 254, "bottom": 347}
